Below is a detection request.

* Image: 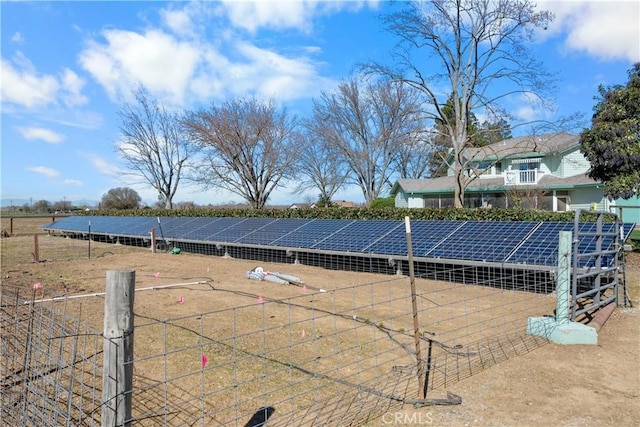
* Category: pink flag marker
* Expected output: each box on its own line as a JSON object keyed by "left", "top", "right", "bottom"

{"left": 302, "top": 285, "right": 307, "bottom": 292}
{"left": 32, "top": 282, "right": 42, "bottom": 290}
{"left": 154, "top": 272, "right": 161, "bottom": 278}
{"left": 301, "top": 329, "right": 306, "bottom": 339}
{"left": 201, "top": 354, "right": 208, "bottom": 367}
{"left": 257, "top": 296, "right": 264, "bottom": 304}
{"left": 177, "top": 296, "right": 184, "bottom": 304}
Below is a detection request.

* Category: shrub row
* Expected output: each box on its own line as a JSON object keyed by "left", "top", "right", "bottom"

{"left": 74, "top": 207, "right": 609, "bottom": 223}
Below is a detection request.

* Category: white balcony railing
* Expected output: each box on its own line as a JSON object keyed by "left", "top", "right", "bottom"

{"left": 504, "top": 169, "right": 544, "bottom": 185}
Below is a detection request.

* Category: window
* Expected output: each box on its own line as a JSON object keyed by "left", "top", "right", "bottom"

{"left": 464, "top": 194, "right": 482, "bottom": 208}
{"left": 519, "top": 161, "right": 540, "bottom": 183}
{"left": 423, "top": 196, "right": 439, "bottom": 208}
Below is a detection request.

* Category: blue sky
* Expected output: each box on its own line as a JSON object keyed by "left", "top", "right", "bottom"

{"left": 1, "top": 1, "right": 638, "bottom": 208}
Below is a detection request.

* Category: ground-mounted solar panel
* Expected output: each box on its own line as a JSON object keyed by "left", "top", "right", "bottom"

{"left": 271, "top": 219, "right": 355, "bottom": 249}
{"left": 84, "top": 216, "right": 115, "bottom": 233}
{"left": 425, "top": 221, "right": 539, "bottom": 263}
{"left": 311, "top": 220, "right": 402, "bottom": 253}
{"left": 235, "top": 218, "right": 310, "bottom": 246}
{"left": 363, "top": 220, "right": 464, "bottom": 256}
{"left": 165, "top": 217, "right": 225, "bottom": 241}
{"left": 156, "top": 217, "right": 198, "bottom": 238}
{"left": 206, "top": 217, "right": 279, "bottom": 243}
{"left": 43, "top": 216, "right": 95, "bottom": 233}
{"left": 118, "top": 217, "right": 158, "bottom": 236}
{"left": 181, "top": 217, "right": 247, "bottom": 241}
{"left": 42, "top": 216, "right": 634, "bottom": 270}
{"left": 505, "top": 222, "right": 574, "bottom": 266}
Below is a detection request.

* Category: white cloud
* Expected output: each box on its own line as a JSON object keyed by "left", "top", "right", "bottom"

{"left": 79, "top": 17, "right": 337, "bottom": 105}
{"left": 160, "top": 2, "right": 213, "bottom": 38}
{"left": 219, "top": 0, "right": 380, "bottom": 33}
{"left": 79, "top": 29, "right": 201, "bottom": 105}
{"left": 18, "top": 127, "right": 64, "bottom": 143}
{"left": 28, "top": 166, "right": 60, "bottom": 178}
{"left": 60, "top": 69, "right": 88, "bottom": 107}
{"left": 539, "top": 1, "right": 640, "bottom": 62}
{"left": 161, "top": 8, "right": 194, "bottom": 36}
{"left": 80, "top": 152, "right": 123, "bottom": 176}
{"left": 504, "top": 91, "right": 556, "bottom": 123}
{"left": 221, "top": 0, "right": 312, "bottom": 33}
{"left": 1, "top": 56, "right": 59, "bottom": 108}
{"left": 11, "top": 32, "right": 24, "bottom": 44}
{"left": 226, "top": 41, "right": 336, "bottom": 99}
{"left": 1, "top": 53, "right": 89, "bottom": 110}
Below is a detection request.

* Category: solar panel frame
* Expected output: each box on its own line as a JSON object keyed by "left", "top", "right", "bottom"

{"left": 504, "top": 222, "right": 573, "bottom": 266}
{"left": 235, "top": 218, "right": 311, "bottom": 246}
{"left": 270, "top": 219, "right": 355, "bottom": 249}
{"left": 206, "top": 217, "right": 280, "bottom": 243}
{"left": 425, "top": 221, "right": 539, "bottom": 263}
{"left": 363, "top": 220, "right": 464, "bottom": 256}
{"left": 312, "top": 219, "right": 402, "bottom": 253}
{"left": 163, "top": 217, "right": 225, "bottom": 241}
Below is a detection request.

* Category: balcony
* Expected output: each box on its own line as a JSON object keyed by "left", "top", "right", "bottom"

{"left": 504, "top": 169, "right": 544, "bottom": 185}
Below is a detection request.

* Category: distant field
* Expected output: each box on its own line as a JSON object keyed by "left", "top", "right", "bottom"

{"left": 0, "top": 215, "right": 64, "bottom": 236}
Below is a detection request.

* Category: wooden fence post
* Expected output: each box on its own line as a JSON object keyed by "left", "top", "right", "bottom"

{"left": 102, "top": 270, "right": 135, "bottom": 427}
{"left": 150, "top": 228, "right": 156, "bottom": 253}
{"left": 405, "top": 216, "right": 426, "bottom": 398}
{"left": 33, "top": 234, "right": 40, "bottom": 263}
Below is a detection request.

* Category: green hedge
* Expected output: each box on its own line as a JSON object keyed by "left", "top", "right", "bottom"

{"left": 74, "top": 207, "right": 610, "bottom": 222}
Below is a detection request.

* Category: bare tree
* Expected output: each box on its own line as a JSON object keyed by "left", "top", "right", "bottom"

{"left": 394, "top": 130, "right": 433, "bottom": 179}
{"left": 369, "top": 0, "right": 554, "bottom": 207}
{"left": 183, "top": 97, "right": 301, "bottom": 209}
{"left": 294, "top": 129, "right": 349, "bottom": 206}
{"left": 308, "top": 77, "right": 424, "bottom": 206}
{"left": 117, "top": 87, "right": 195, "bottom": 209}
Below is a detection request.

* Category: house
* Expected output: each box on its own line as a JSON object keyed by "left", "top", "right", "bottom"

{"left": 391, "top": 132, "right": 640, "bottom": 222}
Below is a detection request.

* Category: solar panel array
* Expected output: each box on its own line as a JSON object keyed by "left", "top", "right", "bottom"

{"left": 42, "top": 216, "right": 634, "bottom": 269}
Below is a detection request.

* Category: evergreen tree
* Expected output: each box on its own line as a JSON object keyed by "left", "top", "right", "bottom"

{"left": 580, "top": 63, "right": 640, "bottom": 199}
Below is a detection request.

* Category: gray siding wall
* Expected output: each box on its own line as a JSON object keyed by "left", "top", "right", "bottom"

{"left": 395, "top": 191, "right": 409, "bottom": 208}
{"left": 559, "top": 148, "right": 590, "bottom": 178}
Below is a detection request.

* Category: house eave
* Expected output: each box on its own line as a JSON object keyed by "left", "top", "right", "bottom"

{"left": 405, "top": 181, "right": 601, "bottom": 195}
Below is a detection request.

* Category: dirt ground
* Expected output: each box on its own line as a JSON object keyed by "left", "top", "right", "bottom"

{"left": 1, "top": 217, "right": 639, "bottom": 426}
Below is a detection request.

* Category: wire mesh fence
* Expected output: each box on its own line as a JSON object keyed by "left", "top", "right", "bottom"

{"left": 0, "top": 216, "right": 559, "bottom": 426}
{"left": 1, "top": 266, "right": 555, "bottom": 426}
{"left": 1, "top": 286, "right": 104, "bottom": 426}
{"left": 127, "top": 267, "right": 554, "bottom": 426}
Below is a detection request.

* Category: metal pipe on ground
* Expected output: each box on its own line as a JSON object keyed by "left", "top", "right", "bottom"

{"left": 588, "top": 301, "right": 616, "bottom": 332}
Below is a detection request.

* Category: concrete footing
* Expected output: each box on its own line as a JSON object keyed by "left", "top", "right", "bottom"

{"left": 527, "top": 317, "right": 598, "bottom": 345}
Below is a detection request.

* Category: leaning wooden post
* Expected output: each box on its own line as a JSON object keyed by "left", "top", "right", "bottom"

{"left": 405, "top": 216, "right": 425, "bottom": 398}
{"left": 102, "top": 270, "right": 135, "bottom": 427}
{"left": 33, "top": 234, "right": 40, "bottom": 263}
